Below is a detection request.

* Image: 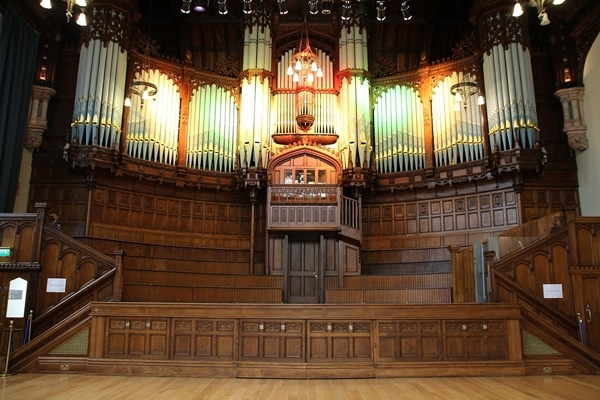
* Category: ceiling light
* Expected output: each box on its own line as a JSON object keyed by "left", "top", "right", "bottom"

{"left": 401, "top": 1, "right": 412, "bottom": 21}
{"left": 321, "top": 0, "right": 332, "bottom": 15}
{"left": 76, "top": 11, "right": 87, "bottom": 26}
{"left": 512, "top": 0, "right": 567, "bottom": 25}
{"left": 341, "top": 1, "right": 351, "bottom": 21}
{"left": 193, "top": 0, "right": 209, "bottom": 12}
{"left": 243, "top": 0, "right": 252, "bottom": 14}
{"left": 512, "top": 2, "right": 524, "bottom": 17}
{"left": 376, "top": 1, "right": 386, "bottom": 22}
{"left": 218, "top": 0, "right": 228, "bottom": 14}
{"left": 180, "top": 0, "right": 191, "bottom": 13}
{"left": 308, "top": 0, "right": 319, "bottom": 15}
{"left": 277, "top": 0, "right": 288, "bottom": 15}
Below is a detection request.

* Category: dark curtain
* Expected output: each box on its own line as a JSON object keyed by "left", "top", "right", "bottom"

{"left": 0, "top": 5, "right": 39, "bottom": 212}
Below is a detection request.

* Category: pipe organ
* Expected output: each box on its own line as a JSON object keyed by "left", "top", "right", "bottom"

{"left": 479, "top": 12, "right": 539, "bottom": 152}
{"left": 71, "top": 38, "right": 128, "bottom": 148}
{"left": 432, "top": 73, "right": 485, "bottom": 167}
{"left": 186, "top": 84, "right": 238, "bottom": 173}
{"left": 126, "top": 69, "right": 180, "bottom": 165}
{"left": 66, "top": 1, "right": 544, "bottom": 187}
{"left": 374, "top": 85, "right": 425, "bottom": 173}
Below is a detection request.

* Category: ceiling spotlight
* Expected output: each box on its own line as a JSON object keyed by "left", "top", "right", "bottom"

{"left": 218, "top": 0, "right": 228, "bottom": 14}
{"left": 180, "top": 0, "right": 192, "bottom": 14}
{"left": 243, "top": 0, "right": 252, "bottom": 14}
{"left": 376, "top": 1, "right": 386, "bottom": 21}
{"left": 401, "top": 1, "right": 412, "bottom": 21}
{"left": 40, "top": 0, "right": 52, "bottom": 9}
{"left": 308, "top": 0, "right": 319, "bottom": 15}
{"left": 341, "top": 1, "right": 351, "bottom": 21}
{"left": 277, "top": 0, "right": 288, "bottom": 15}
{"left": 193, "top": 0, "right": 209, "bottom": 12}
{"left": 321, "top": 0, "right": 332, "bottom": 15}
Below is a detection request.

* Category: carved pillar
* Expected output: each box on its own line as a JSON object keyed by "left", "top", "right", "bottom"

{"left": 555, "top": 87, "right": 587, "bottom": 151}
{"left": 24, "top": 85, "right": 57, "bottom": 150}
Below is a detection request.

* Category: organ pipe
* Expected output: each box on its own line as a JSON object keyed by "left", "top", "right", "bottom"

{"left": 186, "top": 84, "right": 238, "bottom": 172}
{"left": 72, "top": 39, "right": 127, "bottom": 148}
{"left": 126, "top": 69, "right": 180, "bottom": 165}
{"left": 373, "top": 85, "right": 425, "bottom": 173}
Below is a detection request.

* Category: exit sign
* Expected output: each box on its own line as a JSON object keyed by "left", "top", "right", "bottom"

{"left": 0, "top": 247, "right": 11, "bottom": 257}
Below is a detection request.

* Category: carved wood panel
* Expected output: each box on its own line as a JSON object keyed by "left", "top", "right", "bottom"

{"left": 362, "top": 189, "right": 519, "bottom": 237}
{"left": 172, "top": 319, "right": 236, "bottom": 360}
{"left": 307, "top": 320, "right": 372, "bottom": 362}
{"left": 377, "top": 320, "right": 442, "bottom": 361}
{"left": 239, "top": 319, "right": 305, "bottom": 362}
{"left": 444, "top": 321, "right": 507, "bottom": 360}
{"left": 105, "top": 317, "right": 169, "bottom": 359}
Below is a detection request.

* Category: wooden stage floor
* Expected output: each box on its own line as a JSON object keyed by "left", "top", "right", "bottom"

{"left": 1, "top": 374, "right": 599, "bottom": 399}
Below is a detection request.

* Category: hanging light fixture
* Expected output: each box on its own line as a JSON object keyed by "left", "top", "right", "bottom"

{"left": 450, "top": 80, "right": 484, "bottom": 111}
{"left": 287, "top": 20, "right": 323, "bottom": 133}
{"left": 125, "top": 2, "right": 158, "bottom": 109}
{"left": 401, "top": 1, "right": 412, "bottom": 21}
{"left": 376, "top": 1, "right": 387, "bottom": 22}
{"left": 40, "top": 0, "right": 90, "bottom": 25}
{"left": 512, "top": 0, "right": 567, "bottom": 26}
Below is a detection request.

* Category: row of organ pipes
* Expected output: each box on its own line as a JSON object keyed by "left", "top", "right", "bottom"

{"left": 70, "top": 14, "right": 540, "bottom": 177}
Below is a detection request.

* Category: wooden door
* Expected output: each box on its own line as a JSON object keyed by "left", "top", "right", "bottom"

{"left": 579, "top": 276, "right": 600, "bottom": 351}
{"left": 287, "top": 236, "right": 321, "bottom": 303}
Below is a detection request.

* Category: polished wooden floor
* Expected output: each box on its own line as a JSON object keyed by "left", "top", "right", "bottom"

{"left": 1, "top": 374, "right": 600, "bottom": 399}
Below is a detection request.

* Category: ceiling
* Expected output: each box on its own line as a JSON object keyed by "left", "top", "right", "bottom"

{"left": 136, "top": 0, "right": 476, "bottom": 75}
{"left": 5, "top": 0, "right": 598, "bottom": 80}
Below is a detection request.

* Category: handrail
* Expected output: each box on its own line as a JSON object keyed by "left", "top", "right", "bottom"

{"left": 520, "top": 307, "right": 600, "bottom": 374}
{"left": 9, "top": 304, "right": 92, "bottom": 374}
{"left": 33, "top": 268, "right": 115, "bottom": 334}
{"left": 494, "top": 272, "right": 577, "bottom": 336}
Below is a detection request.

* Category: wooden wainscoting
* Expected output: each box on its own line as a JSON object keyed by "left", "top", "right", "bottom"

{"left": 76, "top": 302, "right": 527, "bottom": 379}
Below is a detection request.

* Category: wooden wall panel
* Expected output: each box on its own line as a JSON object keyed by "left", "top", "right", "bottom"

{"left": 86, "top": 303, "right": 524, "bottom": 378}
{"left": 90, "top": 187, "right": 251, "bottom": 241}
{"left": 377, "top": 321, "right": 442, "bottom": 361}
{"left": 362, "top": 189, "right": 519, "bottom": 240}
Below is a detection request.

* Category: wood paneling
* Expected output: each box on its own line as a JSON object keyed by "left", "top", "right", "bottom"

{"left": 326, "top": 288, "right": 451, "bottom": 304}
{"left": 80, "top": 302, "right": 525, "bottom": 378}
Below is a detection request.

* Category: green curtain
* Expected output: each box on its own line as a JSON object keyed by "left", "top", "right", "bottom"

{"left": 0, "top": 5, "right": 39, "bottom": 212}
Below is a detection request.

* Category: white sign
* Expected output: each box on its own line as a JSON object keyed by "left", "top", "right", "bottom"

{"left": 6, "top": 277, "right": 27, "bottom": 318}
{"left": 47, "top": 278, "right": 67, "bottom": 293}
{"left": 543, "top": 284, "right": 563, "bottom": 299}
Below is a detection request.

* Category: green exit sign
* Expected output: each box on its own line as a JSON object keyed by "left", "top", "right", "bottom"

{"left": 0, "top": 247, "right": 11, "bottom": 257}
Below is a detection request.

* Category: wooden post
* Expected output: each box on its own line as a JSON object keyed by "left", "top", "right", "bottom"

{"left": 113, "top": 250, "right": 125, "bottom": 302}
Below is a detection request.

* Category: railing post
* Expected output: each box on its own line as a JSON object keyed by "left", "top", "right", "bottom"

{"left": 484, "top": 250, "right": 497, "bottom": 302}
{"left": 31, "top": 202, "right": 48, "bottom": 263}
{"left": 112, "top": 249, "right": 125, "bottom": 302}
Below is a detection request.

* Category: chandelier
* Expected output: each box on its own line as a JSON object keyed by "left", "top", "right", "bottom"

{"left": 125, "top": 3, "right": 157, "bottom": 109}
{"left": 40, "top": 0, "right": 91, "bottom": 26}
{"left": 287, "top": 21, "right": 323, "bottom": 133}
{"left": 512, "top": 0, "right": 566, "bottom": 26}
{"left": 450, "top": 81, "right": 485, "bottom": 111}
